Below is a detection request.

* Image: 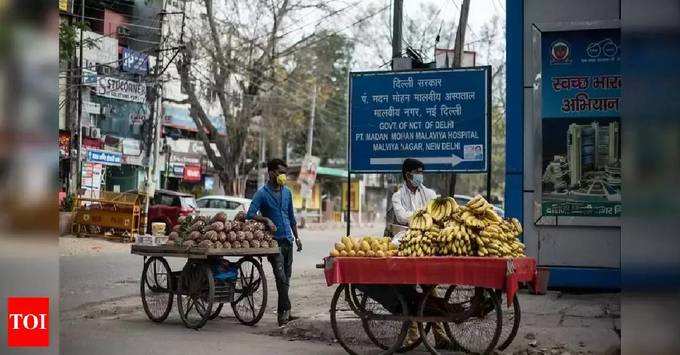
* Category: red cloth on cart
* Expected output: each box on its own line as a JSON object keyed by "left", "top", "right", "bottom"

{"left": 323, "top": 256, "right": 537, "bottom": 306}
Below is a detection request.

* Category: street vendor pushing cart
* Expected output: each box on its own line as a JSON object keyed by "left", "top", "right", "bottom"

{"left": 246, "top": 158, "right": 303, "bottom": 326}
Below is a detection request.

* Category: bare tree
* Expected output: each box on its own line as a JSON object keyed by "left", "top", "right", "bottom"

{"left": 174, "top": 0, "right": 331, "bottom": 195}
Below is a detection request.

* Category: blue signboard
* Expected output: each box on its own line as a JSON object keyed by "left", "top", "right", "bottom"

{"left": 540, "top": 29, "right": 621, "bottom": 217}
{"left": 349, "top": 67, "right": 490, "bottom": 172}
{"left": 542, "top": 29, "right": 620, "bottom": 118}
{"left": 122, "top": 48, "right": 149, "bottom": 75}
{"left": 87, "top": 148, "right": 122, "bottom": 166}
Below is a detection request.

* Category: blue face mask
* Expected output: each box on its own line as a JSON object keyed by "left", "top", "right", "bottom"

{"left": 411, "top": 173, "right": 424, "bottom": 186}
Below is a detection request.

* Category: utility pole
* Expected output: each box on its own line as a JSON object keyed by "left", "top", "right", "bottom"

{"left": 75, "top": 0, "right": 85, "bottom": 192}
{"left": 453, "top": 0, "right": 471, "bottom": 68}
{"left": 447, "top": 0, "right": 471, "bottom": 198}
{"left": 141, "top": 0, "right": 168, "bottom": 235}
{"left": 392, "top": 0, "right": 403, "bottom": 61}
{"left": 306, "top": 82, "right": 317, "bottom": 156}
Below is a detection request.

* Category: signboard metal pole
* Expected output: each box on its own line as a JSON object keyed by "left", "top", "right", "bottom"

{"left": 346, "top": 173, "right": 351, "bottom": 237}
{"left": 486, "top": 67, "right": 492, "bottom": 202}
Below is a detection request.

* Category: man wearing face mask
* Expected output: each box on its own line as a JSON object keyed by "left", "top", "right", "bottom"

{"left": 391, "top": 158, "right": 438, "bottom": 227}
{"left": 387, "top": 158, "right": 452, "bottom": 349}
{"left": 246, "top": 158, "right": 302, "bottom": 326}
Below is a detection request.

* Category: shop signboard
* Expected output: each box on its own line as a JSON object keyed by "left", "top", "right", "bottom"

{"left": 349, "top": 67, "right": 490, "bottom": 172}
{"left": 96, "top": 76, "right": 146, "bottom": 103}
{"left": 86, "top": 148, "right": 122, "bottom": 166}
{"left": 82, "top": 69, "right": 97, "bottom": 87}
{"left": 82, "top": 100, "right": 100, "bottom": 115}
{"left": 162, "top": 103, "right": 227, "bottom": 135}
{"left": 169, "top": 163, "right": 184, "bottom": 178}
{"left": 81, "top": 162, "right": 103, "bottom": 200}
{"left": 122, "top": 48, "right": 149, "bottom": 75}
{"left": 183, "top": 164, "right": 202, "bottom": 182}
{"left": 297, "top": 155, "right": 320, "bottom": 199}
{"left": 541, "top": 28, "right": 621, "bottom": 217}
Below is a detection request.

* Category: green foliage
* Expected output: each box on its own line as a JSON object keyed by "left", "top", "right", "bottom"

{"left": 278, "top": 31, "right": 353, "bottom": 166}
{"left": 61, "top": 193, "right": 75, "bottom": 212}
{"left": 58, "top": 21, "right": 93, "bottom": 64}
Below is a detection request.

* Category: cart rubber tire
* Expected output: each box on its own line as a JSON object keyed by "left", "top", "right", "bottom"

{"left": 231, "top": 256, "right": 267, "bottom": 326}
{"left": 496, "top": 291, "right": 521, "bottom": 351}
{"left": 208, "top": 303, "right": 224, "bottom": 320}
{"left": 140, "top": 256, "right": 173, "bottom": 323}
{"left": 177, "top": 261, "right": 214, "bottom": 330}
{"left": 331, "top": 284, "right": 409, "bottom": 355}
{"left": 442, "top": 287, "right": 502, "bottom": 355}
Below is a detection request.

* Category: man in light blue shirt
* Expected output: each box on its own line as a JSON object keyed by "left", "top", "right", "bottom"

{"left": 246, "top": 158, "right": 301, "bottom": 326}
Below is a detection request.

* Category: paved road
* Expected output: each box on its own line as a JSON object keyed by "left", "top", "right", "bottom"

{"left": 59, "top": 226, "right": 383, "bottom": 312}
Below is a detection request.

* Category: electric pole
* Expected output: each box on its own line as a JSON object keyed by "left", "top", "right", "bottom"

{"left": 306, "top": 82, "right": 317, "bottom": 156}
{"left": 141, "top": 0, "right": 168, "bottom": 235}
{"left": 447, "top": 0, "right": 471, "bottom": 198}
{"left": 75, "top": 0, "right": 85, "bottom": 192}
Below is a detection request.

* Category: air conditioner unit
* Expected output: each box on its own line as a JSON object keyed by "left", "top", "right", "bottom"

{"left": 96, "top": 65, "right": 113, "bottom": 76}
{"left": 117, "top": 26, "right": 131, "bottom": 37}
{"left": 91, "top": 128, "right": 101, "bottom": 139}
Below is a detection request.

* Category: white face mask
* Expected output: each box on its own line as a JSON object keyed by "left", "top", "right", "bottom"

{"left": 411, "top": 173, "right": 424, "bottom": 186}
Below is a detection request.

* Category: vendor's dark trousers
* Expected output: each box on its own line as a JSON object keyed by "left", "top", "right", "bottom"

{"left": 267, "top": 239, "right": 293, "bottom": 315}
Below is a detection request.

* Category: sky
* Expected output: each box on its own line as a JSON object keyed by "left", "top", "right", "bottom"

{"left": 350, "top": 0, "right": 506, "bottom": 70}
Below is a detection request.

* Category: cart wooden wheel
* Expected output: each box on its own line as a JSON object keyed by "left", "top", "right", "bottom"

{"left": 177, "top": 261, "right": 214, "bottom": 329}
{"left": 349, "top": 284, "right": 430, "bottom": 353}
{"left": 140, "top": 257, "right": 174, "bottom": 323}
{"left": 208, "top": 303, "right": 224, "bottom": 320}
{"left": 331, "top": 284, "right": 410, "bottom": 355}
{"left": 438, "top": 286, "right": 502, "bottom": 354}
{"left": 496, "top": 291, "right": 521, "bottom": 351}
{"left": 230, "top": 256, "right": 267, "bottom": 326}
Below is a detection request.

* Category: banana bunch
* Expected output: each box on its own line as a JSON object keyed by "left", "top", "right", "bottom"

{"left": 426, "top": 196, "right": 460, "bottom": 222}
{"left": 396, "top": 195, "right": 527, "bottom": 259}
{"left": 460, "top": 209, "right": 486, "bottom": 229}
{"left": 466, "top": 195, "right": 493, "bottom": 215}
{"left": 437, "top": 221, "right": 474, "bottom": 256}
{"left": 476, "top": 222, "right": 525, "bottom": 257}
{"left": 330, "top": 235, "right": 398, "bottom": 257}
{"left": 409, "top": 210, "right": 433, "bottom": 230}
{"left": 397, "top": 230, "right": 436, "bottom": 257}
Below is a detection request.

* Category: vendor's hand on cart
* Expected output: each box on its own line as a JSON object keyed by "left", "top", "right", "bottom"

{"left": 295, "top": 237, "right": 302, "bottom": 252}
{"left": 266, "top": 219, "right": 277, "bottom": 232}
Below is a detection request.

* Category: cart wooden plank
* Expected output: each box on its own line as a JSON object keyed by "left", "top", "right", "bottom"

{"left": 131, "top": 244, "right": 280, "bottom": 258}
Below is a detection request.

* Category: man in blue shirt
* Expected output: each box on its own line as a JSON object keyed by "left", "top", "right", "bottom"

{"left": 246, "top": 158, "right": 302, "bottom": 326}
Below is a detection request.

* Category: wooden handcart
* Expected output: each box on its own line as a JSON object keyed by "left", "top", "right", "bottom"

{"left": 318, "top": 256, "right": 537, "bottom": 354}
{"left": 131, "top": 244, "right": 280, "bottom": 329}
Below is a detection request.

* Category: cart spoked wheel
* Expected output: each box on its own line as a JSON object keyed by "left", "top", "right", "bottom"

{"left": 496, "top": 291, "right": 521, "bottom": 351}
{"left": 177, "top": 261, "right": 214, "bottom": 329}
{"left": 349, "top": 285, "right": 430, "bottom": 353}
{"left": 208, "top": 303, "right": 224, "bottom": 320}
{"left": 140, "top": 256, "right": 173, "bottom": 322}
{"left": 231, "top": 256, "right": 267, "bottom": 326}
{"left": 440, "top": 286, "right": 502, "bottom": 354}
{"left": 331, "top": 284, "right": 409, "bottom": 355}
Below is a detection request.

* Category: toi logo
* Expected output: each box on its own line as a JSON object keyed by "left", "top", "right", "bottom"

{"left": 7, "top": 297, "right": 49, "bottom": 347}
